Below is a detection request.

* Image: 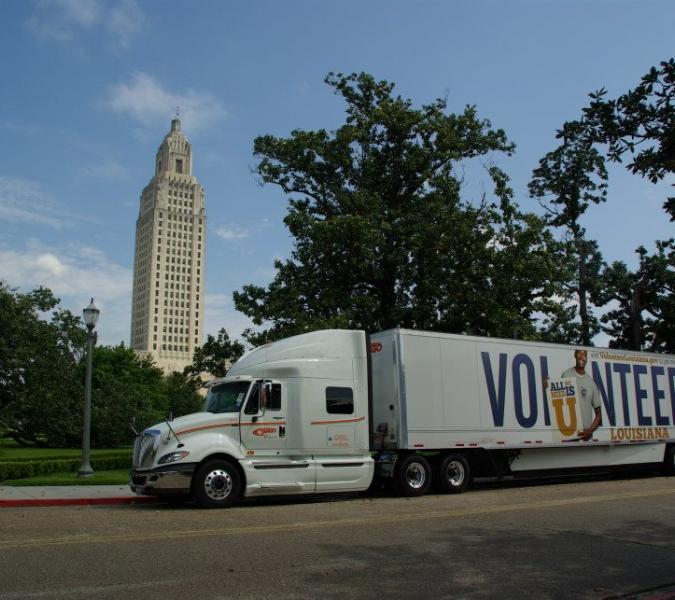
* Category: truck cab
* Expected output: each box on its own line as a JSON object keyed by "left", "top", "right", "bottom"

{"left": 130, "top": 330, "right": 374, "bottom": 507}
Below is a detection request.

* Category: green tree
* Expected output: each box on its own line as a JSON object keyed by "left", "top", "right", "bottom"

{"left": 487, "top": 191, "right": 568, "bottom": 341}
{"left": 529, "top": 122, "right": 608, "bottom": 345}
{"left": 598, "top": 240, "right": 674, "bottom": 352}
{"left": 235, "top": 72, "right": 562, "bottom": 343}
{"left": 583, "top": 58, "right": 675, "bottom": 219}
{"left": 184, "top": 328, "right": 246, "bottom": 387}
{"left": 166, "top": 371, "right": 203, "bottom": 417}
{"left": 0, "top": 283, "right": 86, "bottom": 446}
{"left": 87, "top": 345, "right": 167, "bottom": 447}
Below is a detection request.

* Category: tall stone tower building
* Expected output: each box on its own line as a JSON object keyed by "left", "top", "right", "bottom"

{"left": 130, "top": 117, "right": 206, "bottom": 373}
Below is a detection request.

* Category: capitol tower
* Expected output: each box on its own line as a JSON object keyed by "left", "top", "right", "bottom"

{"left": 130, "top": 117, "right": 206, "bottom": 373}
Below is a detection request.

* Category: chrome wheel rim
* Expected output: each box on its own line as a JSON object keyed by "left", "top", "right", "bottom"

{"left": 446, "top": 460, "right": 465, "bottom": 487}
{"left": 204, "top": 469, "right": 233, "bottom": 500}
{"left": 405, "top": 462, "right": 426, "bottom": 489}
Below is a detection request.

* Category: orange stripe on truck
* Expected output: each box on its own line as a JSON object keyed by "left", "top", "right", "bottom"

{"left": 310, "top": 416, "right": 365, "bottom": 425}
{"left": 177, "top": 421, "right": 287, "bottom": 436}
{"left": 176, "top": 422, "right": 238, "bottom": 436}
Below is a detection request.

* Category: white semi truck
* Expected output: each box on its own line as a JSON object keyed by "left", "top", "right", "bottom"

{"left": 130, "top": 329, "right": 675, "bottom": 507}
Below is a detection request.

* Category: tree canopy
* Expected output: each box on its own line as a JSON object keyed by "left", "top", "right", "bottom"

{"left": 184, "top": 327, "right": 245, "bottom": 387}
{"left": 598, "top": 239, "right": 674, "bottom": 352}
{"left": 0, "top": 283, "right": 86, "bottom": 445}
{"left": 582, "top": 58, "right": 675, "bottom": 219}
{"left": 528, "top": 122, "right": 608, "bottom": 345}
{"left": 0, "top": 283, "right": 203, "bottom": 447}
{"left": 235, "top": 72, "right": 565, "bottom": 344}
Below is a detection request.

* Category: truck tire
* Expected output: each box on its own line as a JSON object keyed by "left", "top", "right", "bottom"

{"left": 662, "top": 445, "right": 675, "bottom": 476}
{"left": 395, "top": 454, "right": 431, "bottom": 497}
{"left": 193, "top": 459, "right": 241, "bottom": 508}
{"left": 437, "top": 454, "right": 471, "bottom": 494}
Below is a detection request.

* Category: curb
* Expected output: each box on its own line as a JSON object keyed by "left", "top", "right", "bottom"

{"left": 0, "top": 496, "right": 158, "bottom": 508}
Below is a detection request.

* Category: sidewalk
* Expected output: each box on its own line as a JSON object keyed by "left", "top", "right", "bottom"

{"left": 0, "top": 485, "right": 157, "bottom": 508}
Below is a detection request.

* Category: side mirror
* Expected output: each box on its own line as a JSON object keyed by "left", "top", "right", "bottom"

{"left": 261, "top": 382, "right": 272, "bottom": 412}
{"left": 245, "top": 385, "right": 260, "bottom": 415}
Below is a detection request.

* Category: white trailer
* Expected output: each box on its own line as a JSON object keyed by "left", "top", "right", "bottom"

{"left": 129, "top": 329, "right": 675, "bottom": 507}
{"left": 370, "top": 329, "right": 675, "bottom": 494}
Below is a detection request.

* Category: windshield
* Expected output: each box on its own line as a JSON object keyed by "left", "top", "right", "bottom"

{"left": 203, "top": 381, "right": 251, "bottom": 414}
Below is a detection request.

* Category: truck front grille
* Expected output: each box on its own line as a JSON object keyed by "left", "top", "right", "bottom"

{"left": 133, "top": 430, "right": 160, "bottom": 469}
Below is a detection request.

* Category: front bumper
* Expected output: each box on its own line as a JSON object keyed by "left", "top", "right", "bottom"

{"left": 129, "top": 463, "right": 195, "bottom": 497}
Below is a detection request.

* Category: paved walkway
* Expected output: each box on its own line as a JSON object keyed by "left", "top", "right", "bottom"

{"left": 0, "top": 485, "right": 156, "bottom": 507}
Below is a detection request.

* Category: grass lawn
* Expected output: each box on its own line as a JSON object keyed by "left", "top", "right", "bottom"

{"left": 0, "top": 438, "right": 132, "bottom": 485}
{"left": 0, "top": 438, "right": 131, "bottom": 461}
{"left": 2, "top": 469, "right": 130, "bottom": 486}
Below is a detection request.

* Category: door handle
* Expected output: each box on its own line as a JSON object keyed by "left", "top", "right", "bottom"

{"left": 279, "top": 426, "right": 286, "bottom": 438}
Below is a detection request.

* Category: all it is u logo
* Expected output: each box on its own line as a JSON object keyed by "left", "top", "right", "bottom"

{"left": 552, "top": 398, "right": 577, "bottom": 437}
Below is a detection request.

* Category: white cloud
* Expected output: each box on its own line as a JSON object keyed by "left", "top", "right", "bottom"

{"left": 0, "top": 176, "right": 94, "bottom": 229}
{"left": 204, "top": 293, "right": 254, "bottom": 342}
{"left": 0, "top": 241, "right": 133, "bottom": 345}
{"left": 107, "top": 0, "right": 143, "bottom": 48}
{"left": 26, "top": 0, "right": 97, "bottom": 42}
{"left": 104, "top": 72, "right": 227, "bottom": 134}
{"left": 25, "top": 0, "right": 143, "bottom": 49}
{"left": 58, "top": 0, "right": 100, "bottom": 26}
{"left": 214, "top": 226, "right": 250, "bottom": 242}
{"left": 0, "top": 120, "right": 39, "bottom": 135}
{"left": 1, "top": 241, "right": 131, "bottom": 300}
{"left": 35, "top": 252, "right": 68, "bottom": 276}
{"left": 79, "top": 158, "right": 129, "bottom": 179}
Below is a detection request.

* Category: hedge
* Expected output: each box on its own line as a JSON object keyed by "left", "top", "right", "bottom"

{"left": 0, "top": 453, "right": 132, "bottom": 481}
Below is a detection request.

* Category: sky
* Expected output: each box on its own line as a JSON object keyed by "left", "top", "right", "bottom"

{"left": 0, "top": 0, "right": 673, "bottom": 347}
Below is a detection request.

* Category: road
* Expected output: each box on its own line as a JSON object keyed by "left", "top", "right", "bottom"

{"left": 1, "top": 474, "right": 674, "bottom": 600}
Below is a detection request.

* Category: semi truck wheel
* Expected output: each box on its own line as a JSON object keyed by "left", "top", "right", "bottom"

{"left": 663, "top": 445, "right": 675, "bottom": 476}
{"left": 193, "top": 459, "right": 241, "bottom": 508}
{"left": 437, "top": 454, "right": 471, "bottom": 494}
{"left": 395, "top": 454, "right": 431, "bottom": 496}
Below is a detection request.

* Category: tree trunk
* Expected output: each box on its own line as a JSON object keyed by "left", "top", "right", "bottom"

{"left": 576, "top": 234, "right": 591, "bottom": 346}
{"left": 628, "top": 276, "right": 647, "bottom": 351}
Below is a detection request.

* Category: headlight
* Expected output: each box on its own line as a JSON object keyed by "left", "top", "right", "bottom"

{"left": 158, "top": 451, "right": 190, "bottom": 464}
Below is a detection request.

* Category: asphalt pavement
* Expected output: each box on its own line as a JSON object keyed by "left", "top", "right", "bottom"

{"left": 0, "top": 484, "right": 155, "bottom": 507}
{"left": 2, "top": 476, "right": 674, "bottom": 599}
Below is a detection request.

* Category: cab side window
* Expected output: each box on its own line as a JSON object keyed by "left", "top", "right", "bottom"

{"left": 268, "top": 384, "right": 281, "bottom": 411}
{"left": 244, "top": 383, "right": 260, "bottom": 415}
{"left": 326, "top": 387, "right": 353, "bottom": 414}
{"left": 245, "top": 382, "right": 282, "bottom": 413}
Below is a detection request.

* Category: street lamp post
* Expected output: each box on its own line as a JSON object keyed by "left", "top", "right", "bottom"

{"left": 78, "top": 298, "right": 100, "bottom": 478}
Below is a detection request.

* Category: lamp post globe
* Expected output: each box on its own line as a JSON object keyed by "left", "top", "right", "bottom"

{"left": 78, "top": 298, "right": 99, "bottom": 478}
{"left": 83, "top": 298, "right": 100, "bottom": 328}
